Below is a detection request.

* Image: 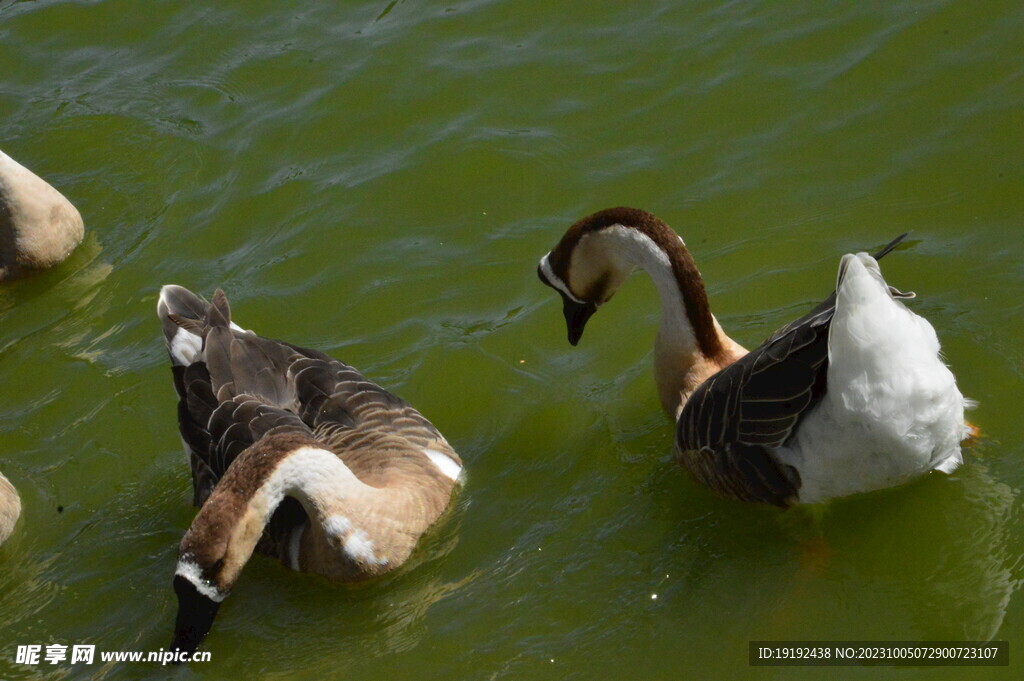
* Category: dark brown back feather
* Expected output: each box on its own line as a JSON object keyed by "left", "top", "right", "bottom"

{"left": 162, "top": 287, "right": 456, "bottom": 506}
{"left": 675, "top": 234, "right": 910, "bottom": 506}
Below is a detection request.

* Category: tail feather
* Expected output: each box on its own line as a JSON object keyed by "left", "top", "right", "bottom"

{"left": 159, "top": 286, "right": 248, "bottom": 367}
{"left": 159, "top": 284, "right": 210, "bottom": 317}
{"left": 829, "top": 253, "right": 968, "bottom": 472}
{"left": 159, "top": 285, "right": 211, "bottom": 366}
{"left": 167, "top": 314, "right": 205, "bottom": 335}
{"left": 933, "top": 451, "right": 963, "bottom": 473}
{"left": 207, "top": 289, "right": 232, "bottom": 329}
{"left": 872, "top": 231, "right": 910, "bottom": 261}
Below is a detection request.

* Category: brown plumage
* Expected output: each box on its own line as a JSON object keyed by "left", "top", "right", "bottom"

{"left": 0, "top": 472, "right": 19, "bottom": 546}
{"left": 158, "top": 285, "right": 462, "bottom": 655}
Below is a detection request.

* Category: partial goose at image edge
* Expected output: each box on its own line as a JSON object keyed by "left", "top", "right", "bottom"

{"left": 0, "top": 472, "right": 21, "bottom": 546}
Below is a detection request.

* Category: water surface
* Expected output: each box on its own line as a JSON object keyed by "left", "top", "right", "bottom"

{"left": 1, "top": 1, "right": 1022, "bottom": 679}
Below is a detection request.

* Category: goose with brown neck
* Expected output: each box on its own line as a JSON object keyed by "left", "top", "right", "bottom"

{"left": 538, "top": 207, "right": 973, "bottom": 506}
{"left": 538, "top": 207, "right": 746, "bottom": 416}
{"left": 0, "top": 471, "right": 20, "bottom": 546}
{"left": 158, "top": 286, "right": 462, "bottom": 656}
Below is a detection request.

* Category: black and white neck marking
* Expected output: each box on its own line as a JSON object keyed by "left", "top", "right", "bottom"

{"left": 170, "top": 568, "right": 222, "bottom": 655}
{"left": 538, "top": 253, "right": 585, "bottom": 304}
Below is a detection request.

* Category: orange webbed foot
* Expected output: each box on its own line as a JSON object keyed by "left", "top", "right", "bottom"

{"left": 963, "top": 421, "right": 982, "bottom": 447}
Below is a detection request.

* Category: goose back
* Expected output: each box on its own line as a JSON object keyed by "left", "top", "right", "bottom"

{"left": 675, "top": 234, "right": 911, "bottom": 506}
{"left": 158, "top": 287, "right": 461, "bottom": 572}
{"left": 160, "top": 288, "right": 460, "bottom": 507}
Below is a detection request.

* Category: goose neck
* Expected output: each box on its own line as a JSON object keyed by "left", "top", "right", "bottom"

{"left": 177, "top": 437, "right": 368, "bottom": 591}
{"left": 595, "top": 223, "right": 723, "bottom": 362}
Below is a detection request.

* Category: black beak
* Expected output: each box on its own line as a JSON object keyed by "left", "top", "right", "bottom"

{"left": 538, "top": 263, "right": 597, "bottom": 346}
{"left": 169, "top": 575, "right": 221, "bottom": 661}
{"left": 562, "top": 296, "right": 596, "bottom": 346}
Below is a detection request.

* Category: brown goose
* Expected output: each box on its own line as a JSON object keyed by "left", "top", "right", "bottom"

{"left": 538, "top": 207, "right": 971, "bottom": 506}
{"left": 157, "top": 286, "right": 463, "bottom": 655}
{"left": 0, "top": 472, "right": 20, "bottom": 546}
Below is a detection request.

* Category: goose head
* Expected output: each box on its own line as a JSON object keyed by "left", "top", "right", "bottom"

{"left": 168, "top": 433, "right": 298, "bottom": 656}
{"left": 537, "top": 209, "right": 651, "bottom": 345}
{"left": 170, "top": 499, "right": 256, "bottom": 655}
{"left": 537, "top": 207, "right": 723, "bottom": 352}
{"left": 171, "top": 557, "right": 225, "bottom": 656}
{"left": 537, "top": 207, "right": 747, "bottom": 416}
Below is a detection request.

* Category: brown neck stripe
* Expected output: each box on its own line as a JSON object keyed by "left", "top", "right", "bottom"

{"left": 180, "top": 431, "right": 319, "bottom": 566}
{"left": 548, "top": 207, "right": 724, "bottom": 359}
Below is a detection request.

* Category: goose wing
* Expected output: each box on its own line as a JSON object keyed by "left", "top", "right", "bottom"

{"left": 166, "top": 290, "right": 318, "bottom": 505}
{"left": 173, "top": 359, "right": 315, "bottom": 506}
{"left": 289, "top": 356, "right": 461, "bottom": 483}
{"left": 162, "top": 288, "right": 458, "bottom": 504}
{"left": 675, "top": 304, "right": 826, "bottom": 505}
{"left": 675, "top": 233, "right": 909, "bottom": 506}
{"left": 291, "top": 357, "right": 445, "bottom": 445}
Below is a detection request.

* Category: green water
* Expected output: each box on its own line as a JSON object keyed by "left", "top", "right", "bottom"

{"left": 1, "top": 1, "right": 1022, "bottom": 679}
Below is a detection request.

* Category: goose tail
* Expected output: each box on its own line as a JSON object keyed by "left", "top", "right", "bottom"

{"left": 158, "top": 285, "right": 211, "bottom": 366}
{"left": 829, "top": 252, "right": 968, "bottom": 471}
{"left": 872, "top": 231, "right": 910, "bottom": 261}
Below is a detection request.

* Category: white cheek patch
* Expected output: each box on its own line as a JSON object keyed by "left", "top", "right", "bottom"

{"left": 175, "top": 560, "right": 227, "bottom": 602}
{"left": 324, "top": 515, "right": 388, "bottom": 566}
{"left": 324, "top": 515, "right": 352, "bottom": 537}
{"left": 170, "top": 328, "right": 202, "bottom": 366}
{"left": 344, "top": 529, "right": 387, "bottom": 566}
{"left": 423, "top": 448, "right": 462, "bottom": 482}
{"left": 539, "top": 253, "right": 584, "bottom": 304}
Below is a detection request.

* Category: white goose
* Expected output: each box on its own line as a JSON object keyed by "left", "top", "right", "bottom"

{"left": 157, "top": 286, "right": 463, "bottom": 655}
{"left": 0, "top": 471, "right": 20, "bottom": 546}
{"left": 538, "top": 207, "right": 972, "bottom": 506}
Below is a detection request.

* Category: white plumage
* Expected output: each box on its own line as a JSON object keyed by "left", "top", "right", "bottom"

{"left": 776, "top": 253, "right": 969, "bottom": 503}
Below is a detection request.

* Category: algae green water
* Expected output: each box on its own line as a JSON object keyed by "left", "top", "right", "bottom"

{"left": 1, "top": 1, "right": 1022, "bottom": 679}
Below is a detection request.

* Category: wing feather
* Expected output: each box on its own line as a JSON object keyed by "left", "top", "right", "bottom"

{"left": 160, "top": 287, "right": 458, "bottom": 506}
{"left": 675, "top": 234, "right": 909, "bottom": 506}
